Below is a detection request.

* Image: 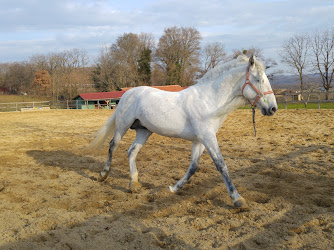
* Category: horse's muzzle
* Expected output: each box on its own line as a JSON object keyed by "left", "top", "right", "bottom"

{"left": 261, "top": 106, "right": 277, "bottom": 116}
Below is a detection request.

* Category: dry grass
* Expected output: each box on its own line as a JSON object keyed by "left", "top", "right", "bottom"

{"left": 0, "top": 95, "right": 48, "bottom": 103}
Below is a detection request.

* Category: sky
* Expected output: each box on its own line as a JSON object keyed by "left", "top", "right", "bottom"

{"left": 0, "top": 0, "right": 333, "bottom": 72}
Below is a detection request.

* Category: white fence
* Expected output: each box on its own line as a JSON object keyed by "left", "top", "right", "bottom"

{"left": 0, "top": 101, "right": 50, "bottom": 112}
{"left": 0, "top": 100, "right": 114, "bottom": 112}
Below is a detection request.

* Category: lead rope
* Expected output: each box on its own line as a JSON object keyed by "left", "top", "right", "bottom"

{"left": 252, "top": 107, "right": 256, "bottom": 137}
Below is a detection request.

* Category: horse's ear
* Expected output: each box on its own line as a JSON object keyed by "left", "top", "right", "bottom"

{"left": 249, "top": 55, "right": 255, "bottom": 67}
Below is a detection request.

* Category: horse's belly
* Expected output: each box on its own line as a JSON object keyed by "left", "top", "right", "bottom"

{"left": 149, "top": 123, "right": 195, "bottom": 140}
{"left": 139, "top": 112, "right": 193, "bottom": 139}
{"left": 138, "top": 106, "right": 195, "bottom": 140}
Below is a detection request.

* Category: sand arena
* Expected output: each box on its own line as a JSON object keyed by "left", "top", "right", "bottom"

{"left": 0, "top": 109, "right": 333, "bottom": 249}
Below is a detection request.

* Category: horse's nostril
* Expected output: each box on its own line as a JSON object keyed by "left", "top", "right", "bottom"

{"left": 271, "top": 106, "right": 277, "bottom": 114}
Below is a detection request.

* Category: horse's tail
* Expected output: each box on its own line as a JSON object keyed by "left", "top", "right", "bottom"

{"left": 90, "top": 112, "right": 116, "bottom": 149}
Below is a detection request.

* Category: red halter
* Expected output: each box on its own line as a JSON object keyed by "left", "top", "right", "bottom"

{"left": 242, "top": 66, "right": 274, "bottom": 107}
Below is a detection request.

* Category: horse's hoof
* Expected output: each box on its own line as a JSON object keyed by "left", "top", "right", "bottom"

{"left": 129, "top": 181, "right": 142, "bottom": 193}
{"left": 169, "top": 186, "right": 176, "bottom": 193}
{"left": 99, "top": 172, "right": 108, "bottom": 182}
{"left": 233, "top": 197, "right": 248, "bottom": 208}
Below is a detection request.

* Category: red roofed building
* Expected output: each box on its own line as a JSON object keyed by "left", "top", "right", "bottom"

{"left": 73, "top": 85, "right": 187, "bottom": 109}
{"left": 76, "top": 91, "right": 125, "bottom": 100}
{"left": 73, "top": 91, "right": 125, "bottom": 109}
{"left": 0, "top": 87, "right": 8, "bottom": 94}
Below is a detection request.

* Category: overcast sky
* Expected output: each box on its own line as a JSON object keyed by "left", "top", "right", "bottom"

{"left": 1, "top": 0, "right": 333, "bottom": 71}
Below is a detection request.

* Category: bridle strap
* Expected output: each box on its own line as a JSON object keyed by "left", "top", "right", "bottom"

{"left": 252, "top": 106, "right": 256, "bottom": 137}
{"left": 242, "top": 66, "right": 274, "bottom": 107}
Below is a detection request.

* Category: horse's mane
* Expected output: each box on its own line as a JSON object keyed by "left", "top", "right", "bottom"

{"left": 197, "top": 55, "right": 265, "bottom": 85}
{"left": 198, "top": 56, "right": 248, "bottom": 84}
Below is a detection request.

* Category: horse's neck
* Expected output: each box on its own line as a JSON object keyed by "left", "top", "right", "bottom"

{"left": 194, "top": 66, "right": 246, "bottom": 116}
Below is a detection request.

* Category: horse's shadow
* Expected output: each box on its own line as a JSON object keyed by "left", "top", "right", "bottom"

{"left": 26, "top": 150, "right": 128, "bottom": 181}
{"left": 26, "top": 149, "right": 164, "bottom": 193}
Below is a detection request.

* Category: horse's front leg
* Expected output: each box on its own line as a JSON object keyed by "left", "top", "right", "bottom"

{"left": 202, "top": 134, "right": 247, "bottom": 208}
{"left": 169, "top": 142, "right": 205, "bottom": 193}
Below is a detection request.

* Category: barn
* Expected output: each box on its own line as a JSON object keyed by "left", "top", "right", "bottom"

{"left": 0, "top": 87, "right": 8, "bottom": 94}
{"left": 73, "top": 91, "right": 125, "bottom": 109}
{"left": 73, "top": 85, "right": 186, "bottom": 109}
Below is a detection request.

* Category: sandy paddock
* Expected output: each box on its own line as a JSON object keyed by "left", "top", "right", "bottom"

{"left": 0, "top": 109, "right": 333, "bottom": 249}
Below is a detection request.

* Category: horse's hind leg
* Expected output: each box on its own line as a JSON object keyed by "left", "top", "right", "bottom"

{"left": 128, "top": 128, "right": 152, "bottom": 192}
{"left": 169, "top": 142, "right": 205, "bottom": 193}
{"left": 99, "top": 130, "right": 124, "bottom": 181}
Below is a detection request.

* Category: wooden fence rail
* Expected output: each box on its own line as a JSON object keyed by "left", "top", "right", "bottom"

{"left": 0, "top": 101, "right": 50, "bottom": 112}
{"left": 275, "top": 91, "right": 334, "bottom": 109}
{"left": 0, "top": 100, "right": 113, "bottom": 112}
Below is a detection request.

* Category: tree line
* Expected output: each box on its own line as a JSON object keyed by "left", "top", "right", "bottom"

{"left": 280, "top": 28, "right": 334, "bottom": 99}
{"left": 0, "top": 48, "right": 93, "bottom": 100}
{"left": 1, "top": 26, "right": 279, "bottom": 100}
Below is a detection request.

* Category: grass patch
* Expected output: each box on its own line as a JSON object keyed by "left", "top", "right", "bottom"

{"left": 277, "top": 102, "right": 334, "bottom": 109}
{"left": 239, "top": 102, "right": 334, "bottom": 110}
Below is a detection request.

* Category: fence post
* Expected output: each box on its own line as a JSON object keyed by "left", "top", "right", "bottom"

{"left": 318, "top": 92, "right": 321, "bottom": 109}
{"left": 76, "top": 100, "right": 78, "bottom": 109}
{"left": 285, "top": 93, "right": 287, "bottom": 109}
{"left": 16, "top": 102, "right": 18, "bottom": 111}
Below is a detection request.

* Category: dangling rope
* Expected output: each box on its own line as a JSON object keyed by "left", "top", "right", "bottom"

{"left": 252, "top": 107, "right": 256, "bottom": 137}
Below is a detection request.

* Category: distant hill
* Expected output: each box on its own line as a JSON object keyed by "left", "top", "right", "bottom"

{"left": 271, "top": 73, "right": 322, "bottom": 90}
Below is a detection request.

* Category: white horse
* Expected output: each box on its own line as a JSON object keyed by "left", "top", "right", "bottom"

{"left": 91, "top": 55, "right": 277, "bottom": 208}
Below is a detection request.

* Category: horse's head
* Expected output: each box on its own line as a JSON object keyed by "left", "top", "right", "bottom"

{"left": 241, "top": 56, "right": 278, "bottom": 116}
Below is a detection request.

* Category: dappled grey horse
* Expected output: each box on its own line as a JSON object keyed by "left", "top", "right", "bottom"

{"left": 91, "top": 55, "right": 277, "bottom": 208}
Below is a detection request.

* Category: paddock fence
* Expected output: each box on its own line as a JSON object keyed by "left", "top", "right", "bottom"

{"left": 0, "top": 99, "right": 115, "bottom": 112}
{"left": 0, "top": 101, "right": 50, "bottom": 112}
{"left": 274, "top": 91, "right": 334, "bottom": 109}
{"left": 1, "top": 91, "right": 334, "bottom": 112}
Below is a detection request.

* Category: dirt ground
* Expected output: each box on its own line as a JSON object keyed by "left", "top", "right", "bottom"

{"left": 0, "top": 109, "right": 333, "bottom": 249}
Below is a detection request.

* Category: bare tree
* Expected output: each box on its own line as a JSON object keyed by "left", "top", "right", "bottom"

{"left": 29, "top": 54, "right": 49, "bottom": 71}
{"left": 93, "top": 33, "right": 154, "bottom": 90}
{"left": 155, "top": 26, "right": 201, "bottom": 86}
{"left": 263, "top": 58, "right": 283, "bottom": 82}
{"left": 0, "top": 62, "right": 34, "bottom": 94}
{"left": 232, "top": 46, "right": 264, "bottom": 60}
{"left": 111, "top": 33, "right": 142, "bottom": 88}
{"left": 201, "top": 42, "right": 226, "bottom": 76}
{"left": 230, "top": 47, "right": 280, "bottom": 80}
{"left": 280, "top": 34, "right": 310, "bottom": 91}
{"left": 0, "top": 48, "right": 91, "bottom": 100}
{"left": 310, "top": 28, "right": 334, "bottom": 99}
{"left": 46, "top": 49, "right": 90, "bottom": 100}
{"left": 151, "top": 63, "right": 165, "bottom": 86}
{"left": 29, "top": 49, "right": 90, "bottom": 100}
{"left": 92, "top": 45, "right": 114, "bottom": 92}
